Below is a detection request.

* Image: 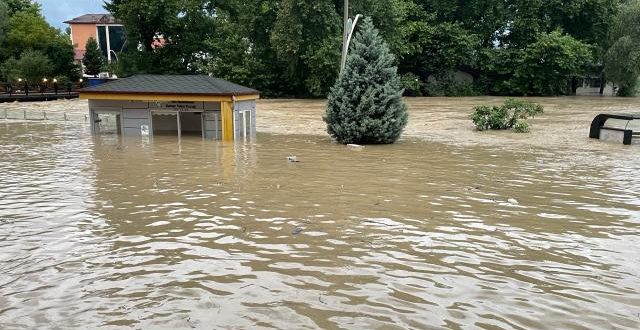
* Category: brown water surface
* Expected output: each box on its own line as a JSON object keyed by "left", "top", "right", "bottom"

{"left": 1, "top": 98, "right": 640, "bottom": 329}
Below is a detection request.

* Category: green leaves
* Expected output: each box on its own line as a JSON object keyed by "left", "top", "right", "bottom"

{"left": 5, "top": 10, "right": 56, "bottom": 56}
{"left": 605, "top": 0, "right": 640, "bottom": 96}
{"left": 93, "top": 0, "right": 625, "bottom": 97}
{"left": 83, "top": 38, "right": 104, "bottom": 77}
{"left": 470, "top": 99, "right": 544, "bottom": 132}
{"left": 0, "top": 0, "right": 77, "bottom": 83}
{"left": 2, "top": 50, "right": 52, "bottom": 83}
{"left": 514, "top": 30, "right": 593, "bottom": 96}
{"left": 324, "top": 17, "right": 408, "bottom": 145}
{"left": 106, "top": 0, "right": 218, "bottom": 74}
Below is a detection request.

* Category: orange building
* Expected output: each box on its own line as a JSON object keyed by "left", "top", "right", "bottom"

{"left": 65, "top": 14, "right": 126, "bottom": 64}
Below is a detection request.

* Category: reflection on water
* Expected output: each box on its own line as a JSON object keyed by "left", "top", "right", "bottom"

{"left": 1, "top": 121, "right": 640, "bottom": 329}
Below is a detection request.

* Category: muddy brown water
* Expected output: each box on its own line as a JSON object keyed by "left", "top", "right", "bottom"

{"left": 1, "top": 97, "right": 640, "bottom": 329}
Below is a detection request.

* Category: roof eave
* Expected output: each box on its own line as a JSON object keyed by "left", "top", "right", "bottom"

{"left": 79, "top": 90, "right": 260, "bottom": 97}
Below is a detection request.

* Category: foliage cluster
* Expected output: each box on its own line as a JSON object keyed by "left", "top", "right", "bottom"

{"left": 605, "top": 0, "right": 640, "bottom": 96}
{"left": 324, "top": 18, "right": 408, "bottom": 145}
{"left": 424, "top": 73, "right": 481, "bottom": 97}
{"left": 0, "top": 0, "right": 79, "bottom": 84}
{"left": 470, "top": 99, "right": 544, "bottom": 133}
{"left": 82, "top": 37, "right": 104, "bottom": 77}
{"left": 102, "top": 0, "right": 635, "bottom": 97}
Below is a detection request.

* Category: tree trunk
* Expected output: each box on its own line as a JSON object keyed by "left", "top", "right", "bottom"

{"left": 599, "top": 72, "right": 606, "bottom": 95}
{"left": 571, "top": 77, "right": 578, "bottom": 95}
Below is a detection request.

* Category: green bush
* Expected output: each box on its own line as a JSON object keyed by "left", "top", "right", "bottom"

{"left": 401, "top": 73, "right": 424, "bottom": 96}
{"left": 513, "top": 119, "right": 530, "bottom": 133}
{"left": 471, "top": 99, "right": 543, "bottom": 132}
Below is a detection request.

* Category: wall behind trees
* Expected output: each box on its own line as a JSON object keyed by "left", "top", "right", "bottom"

{"left": 106, "top": 0, "right": 634, "bottom": 97}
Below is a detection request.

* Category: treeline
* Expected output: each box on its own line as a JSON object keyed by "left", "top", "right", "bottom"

{"left": 106, "top": 0, "right": 640, "bottom": 97}
{"left": 0, "top": 0, "right": 80, "bottom": 85}
{"left": 3, "top": 0, "right": 634, "bottom": 97}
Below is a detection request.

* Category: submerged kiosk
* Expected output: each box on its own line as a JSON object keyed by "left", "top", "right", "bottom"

{"left": 80, "top": 75, "right": 260, "bottom": 141}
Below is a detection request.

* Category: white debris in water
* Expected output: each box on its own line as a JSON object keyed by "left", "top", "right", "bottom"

{"left": 287, "top": 156, "right": 300, "bottom": 162}
{"left": 347, "top": 144, "right": 365, "bottom": 149}
{"left": 507, "top": 198, "right": 519, "bottom": 205}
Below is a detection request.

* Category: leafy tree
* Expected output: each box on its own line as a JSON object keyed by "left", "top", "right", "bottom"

{"left": 324, "top": 17, "right": 408, "bottom": 144}
{"left": 83, "top": 37, "right": 104, "bottom": 77}
{"left": 5, "top": 49, "right": 52, "bottom": 82}
{"left": 5, "top": 9, "right": 56, "bottom": 56}
{"left": 97, "top": 0, "right": 625, "bottom": 97}
{"left": 3, "top": 0, "right": 38, "bottom": 15}
{"left": 0, "top": 1, "right": 8, "bottom": 49}
{"left": 397, "top": 13, "right": 478, "bottom": 82}
{"left": 47, "top": 33, "right": 80, "bottom": 80}
{"left": 105, "top": 0, "right": 217, "bottom": 74}
{"left": 194, "top": 1, "right": 287, "bottom": 97}
{"left": 0, "top": 0, "right": 81, "bottom": 82}
{"left": 350, "top": 0, "right": 416, "bottom": 51}
{"left": 605, "top": 0, "right": 640, "bottom": 96}
{"left": 512, "top": 31, "right": 593, "bottom": 96}
{"left": 270, "top": 0, "right": 341, "bottom": 96}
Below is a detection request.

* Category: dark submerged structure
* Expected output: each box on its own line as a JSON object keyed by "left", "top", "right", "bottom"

{"left": 590, "top": 113, "right": 640, "bottom": 145}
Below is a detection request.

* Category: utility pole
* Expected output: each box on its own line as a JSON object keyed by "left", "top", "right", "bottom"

{"left": 340, "top": 0, "right": 362, "bottom": 74}
{"left": 343, "top": 0, "right": 349, "bottom": 47}
{"left": 341, "top": 0, "right": 349, "bottom": 74}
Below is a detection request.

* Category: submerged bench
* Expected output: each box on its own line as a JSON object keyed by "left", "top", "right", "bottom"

{"left": 590, "top": 113, "right": 640, "bottom": 145}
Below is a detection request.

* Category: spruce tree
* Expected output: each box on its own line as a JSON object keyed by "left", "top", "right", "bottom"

{"left": 324, "top": 17, "right": 408, "bottom": 145}
{"left": 83, "top": 37, "right": 104, "bottom": 77}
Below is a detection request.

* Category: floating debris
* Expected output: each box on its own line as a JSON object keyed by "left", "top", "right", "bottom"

{"left": 287, "top": 156, "right": 300, "bottom": 163}
{"left": 347, "top": 144, "right": 365, "bottom": 150}
{"left": 507, "top": 198, "right": 519, "bottom": 205}
{"left": 292, "top": 227, "right": 304, "bottom": 235}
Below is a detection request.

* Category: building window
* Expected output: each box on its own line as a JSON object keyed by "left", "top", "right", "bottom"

{"left": 97, "top": 26, "right": 108, "bottom": 58}
{"left": 96, "top": 25, "right": 127, "bottom": 62}
{"left": 109, "top": 26, "right": 126, "bottom": 53}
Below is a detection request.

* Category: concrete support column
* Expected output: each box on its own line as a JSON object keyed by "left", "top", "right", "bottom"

{"left": 221, "top": 101, "right": 234, "bottom": 141}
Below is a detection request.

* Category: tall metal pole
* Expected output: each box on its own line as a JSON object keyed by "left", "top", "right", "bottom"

{"left": 344, "top": 0, "right": 348, "bottom": 44}
{"left": 341, "top": 0, "right": 349, "bottom": 74}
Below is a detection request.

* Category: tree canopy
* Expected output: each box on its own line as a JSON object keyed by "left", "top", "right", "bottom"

{"left": 103, "top": 0, "right": 631, "bottom": 97}
{"left": 1, "top": 0, "right": 633, "bottom": 96}
{"left": 605, "top": 0, "right": 640, "bottom": 96}
{"left": 0, "top": 0, "right": 78, "bottom": 83}
{"left": 83, "top": 37, "right": 104, "bottom": 77}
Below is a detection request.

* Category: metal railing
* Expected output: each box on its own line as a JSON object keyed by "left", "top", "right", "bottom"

{"left": 0, "top": 82, "right": 84, "bottom": 98}
{"left": 2, "top": 108, "right": 88, "bottom": 122}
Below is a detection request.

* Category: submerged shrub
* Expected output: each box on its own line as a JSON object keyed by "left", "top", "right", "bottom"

{"left": 471, "top": 99, "right": 544, "bottom": 132}
{"left": 401, "top": 73, "right": 425, "bottom": 96}
{"left": 513, "top": 119, "right": 530, "bottom": 133}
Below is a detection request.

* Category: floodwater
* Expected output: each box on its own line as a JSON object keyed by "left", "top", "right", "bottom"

{"left": 1, "top": 97, "right": 640, "bottom": 329}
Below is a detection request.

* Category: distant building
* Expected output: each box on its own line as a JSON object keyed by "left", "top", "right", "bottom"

{"left": 576, "top": 77, "right": 616, "bottom": 96}
{"left": 64, "top": 14, "right": 126, "bottom": 64}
